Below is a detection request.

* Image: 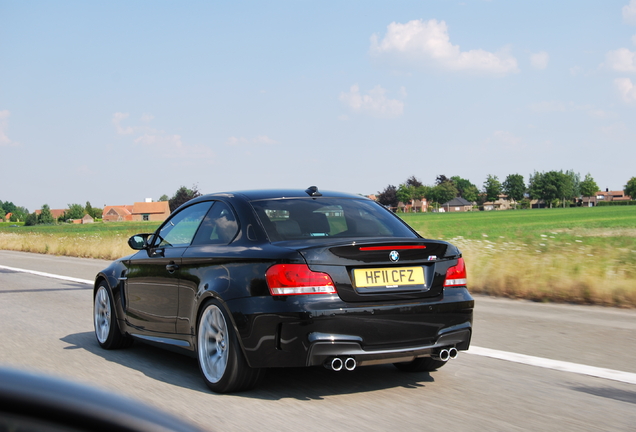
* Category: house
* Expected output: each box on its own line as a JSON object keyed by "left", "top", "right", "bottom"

{"left": 102, "top": 205, "right": 133, "bottom": 222}
{"left": 3, "top": 212, "right": 11, "bottom": 222}
{"left": 102, "top": 201, "right": 170, "bottom": 222}
{"left": 482, "top": 194, "right": 515, "bottom": 211}
{"left": 530, "top": 199, "right": 547, "bottom": 209}
{"left": 398, "top": 198, "right": 428, "bottom": 213}
{"left": 582, "top": 189, "right": 632, "bottom": 206}
{"left": 131, "top": 201, "right": 170, "bottom": 221}
{"left": 35, "top": 208, "right": 67, "bottom": 220}
{"left": 441, "top": 197, "right": 473, "bottom": 212}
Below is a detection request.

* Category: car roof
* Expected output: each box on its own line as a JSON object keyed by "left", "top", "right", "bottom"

{"left": 198, "top": 188, "right": 369, "bottom": 202}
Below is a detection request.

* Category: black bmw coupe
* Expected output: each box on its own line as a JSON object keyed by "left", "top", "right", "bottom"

{"left": 93, "top": 187, "right": 474, "bottom": 393}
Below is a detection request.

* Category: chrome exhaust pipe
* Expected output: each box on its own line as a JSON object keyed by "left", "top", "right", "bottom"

{"left": 448, "top": 347, "right": 458, "bottom": 359}
{"left": 326, "top": 357, "right": 343, "bottom": 371}
{"left": 433, "top": 348, "right": 450, "bottom": 362}
{"left": 344, "top": 357, "right": 356, "bottom": 371}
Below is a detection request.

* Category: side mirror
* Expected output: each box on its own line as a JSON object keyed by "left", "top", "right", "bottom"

{"left": 128, "top": 233, "right": 153, "bottom": 250}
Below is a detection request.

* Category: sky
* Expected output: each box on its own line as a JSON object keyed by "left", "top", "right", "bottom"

{"left": 1, "top": 0, "right": 636, "bottom": 211}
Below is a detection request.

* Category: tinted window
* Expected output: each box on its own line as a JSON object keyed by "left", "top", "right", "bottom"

{"left": 251, "top": 198, "right": 417, "bottom": 242}
{"left": 192, "top": 201, "right": 239, "bottom": 245}
{"left": 153, "top": 202, "right": 212, "bottom": 248}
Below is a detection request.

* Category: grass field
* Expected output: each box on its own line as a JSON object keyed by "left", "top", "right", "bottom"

{"left": 400, "top": 206, "right": 636, "bottom": 307}
{"left": 0, "top": 221, "right": 161, "bottom": 259}
{"left": 1, "top": 206, "right": 635, "bottom": 307}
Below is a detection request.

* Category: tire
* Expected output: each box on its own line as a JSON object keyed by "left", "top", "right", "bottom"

{"left": 393, "top": 357, "right": 448, "bottom": 372}
{"left": 197, "top": 300, "right": 263, "bottom": 393}
{"left": 93, "top": 283, "right": 132, "bottom": 350}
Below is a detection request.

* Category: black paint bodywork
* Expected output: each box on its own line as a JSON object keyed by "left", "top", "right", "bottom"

{"left": 95, "top": 189, "right": 474, "bottom": 369}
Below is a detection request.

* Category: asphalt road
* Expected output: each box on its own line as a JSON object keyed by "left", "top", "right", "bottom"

{"left": 1, "top": 250, "right": 635, "bottom": 431}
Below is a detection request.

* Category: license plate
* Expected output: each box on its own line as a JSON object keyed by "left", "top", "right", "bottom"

{"left": 353, "top": 267, "right": 425, "bottom": 288}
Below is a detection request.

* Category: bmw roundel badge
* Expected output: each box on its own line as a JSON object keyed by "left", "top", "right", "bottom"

{"left": 389, "top": 250, "right": 400, "bottom": 262}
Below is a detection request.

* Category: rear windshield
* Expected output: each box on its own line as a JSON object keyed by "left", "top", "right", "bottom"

{"left": 250, "top": 198, "right": 418, "bottom": 242}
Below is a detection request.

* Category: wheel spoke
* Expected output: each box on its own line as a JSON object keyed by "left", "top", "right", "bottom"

{"left": 94, "top": 286, "right": 111, "bottom": 344}
{"left": 198, "top": 304, "right": 230, "bottom": 384}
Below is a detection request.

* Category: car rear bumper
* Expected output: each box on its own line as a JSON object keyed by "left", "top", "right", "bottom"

{"left": 306, "top": 326, "right": 471, "bottom": 367}
{"left": 226, "top": 287, "right": 474, "bottom": 369}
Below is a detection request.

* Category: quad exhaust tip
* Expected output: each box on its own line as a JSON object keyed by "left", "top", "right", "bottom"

{"left": 325, "top": 357, "right": 356, "bottom": 371}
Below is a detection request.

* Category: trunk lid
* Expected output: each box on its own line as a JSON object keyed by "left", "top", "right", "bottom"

{"left": 284, "top": 238, "right": 461, "bottom": 302}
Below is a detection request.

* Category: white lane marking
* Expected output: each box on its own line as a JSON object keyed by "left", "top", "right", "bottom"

{"left": 0, "top": 265, "right": 93, "bottom": 285}
{"left": 467, "top": 346, "right": 636, "bottom": 385}
{"left": 4, "top": 263, "right": 636, "bottom": 385}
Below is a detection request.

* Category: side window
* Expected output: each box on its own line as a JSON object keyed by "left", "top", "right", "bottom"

{"left": 192, "top": 201, "right": 239, "bottom": 245}
{"left": 154, "top": 202, "right": 212, "bottom": 248}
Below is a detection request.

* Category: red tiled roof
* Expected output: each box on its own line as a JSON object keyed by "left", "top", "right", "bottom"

{"left": 132, "top": 201, "right": 170, "bottom": 215}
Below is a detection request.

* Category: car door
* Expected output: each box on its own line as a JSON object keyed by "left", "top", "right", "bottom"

{"left": 125, "top": 201, "right": 213, "bottom": 334}
{"left": 176, "top": 201, "right": 241, "bottom": 335}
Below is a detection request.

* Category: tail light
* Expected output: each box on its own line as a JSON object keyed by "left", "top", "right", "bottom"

{"left": 443, "top": 258, "right": 467, "bottom": 287}
{"left": 266, "top": 264, "right": 337, "bottom": 295}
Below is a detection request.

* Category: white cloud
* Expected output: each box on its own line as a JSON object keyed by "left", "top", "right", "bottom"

{"left": 623, "top": 0, "right": 636, "bottom": 25}
{"left": 112, "top": 112, "right": 134, "bottom": 135}
{"left": 570, "top": 103, "right": 609, "bottom": 118}
{"left": 339, "top": 84, "right": 405, "bottom": 118}
{"left": 0, "top": 110, "right": 19, "bottom": 147}
{"left": 113, "top": 112, "right": 215, "bottom": 161}
{"left": 530, "top": 51, "right": 549, "bottom": 70}
{"left": 529, "top": 101, "right": 609, "bottom": 117}
{"left": 605, "top": 48, "right": 636, "bottom": 72}
{"left": 253, "top": 135, "right": 277, "bottom": 145}
{"left": 615, "top": 77, "right": 636, "bottom": 102}
{"left": 226, "top": 135, "right": 278, "bottom": 146}
{"left": 529, "top": 101, "right": 565, "bottom": 113}
{"left": 370, "top": 19, "right": 518, "bottom": 75}
{"left": 492, "top": 130, "right": 523, "bottom": 149}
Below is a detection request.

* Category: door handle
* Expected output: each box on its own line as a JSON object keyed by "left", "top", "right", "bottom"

{"left": 166, "top": 262, "right": 179, "bottom": 273}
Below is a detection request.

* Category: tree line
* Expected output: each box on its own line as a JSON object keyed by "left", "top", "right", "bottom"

{"left": 3, "top": 184, "right": 202, "bottom": 226}
{"left": 23, "top": 202, "right": 102, "bottom": 226}
{"left": 0, "top": 201, "right": 29, "bottom": 223}
{"left": 377, "top": 172, "right": 636, "bottom": 210}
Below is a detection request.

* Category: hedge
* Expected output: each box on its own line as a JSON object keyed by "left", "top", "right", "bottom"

{"left": 596, "top": 200, "right": 636, "bottom": 206}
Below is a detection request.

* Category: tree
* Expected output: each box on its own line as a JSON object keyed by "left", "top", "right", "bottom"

{"left": 63, "top": 203, "right": 86, "bottom": 221}
{"left": 483, "top": 175, "right": 502, "bottom": 203}
{"left": 625, "top": 177, "right": 636, "bottom": 199}
{"left": 435, "top": 175, "right": 451, "bottom": 186}
{"left": 405, "top": 176, "right": 423, "bottom": 188}
{"left": 450, "top": 176, "right": 479, "bottom": 202}
{"left": 396, "top": 179, "right": 430, "bottom": 212}
{"left": 427, "top": 182, "right": 458, "bottom": 205}
{"left": 159, "top": 194, "right": 169, "bottom": 202}
{"left": 563, "top": 170, "right": 580, "bottom": 204}
{"left": 85, "top": 201, "right": 101, "bottom": 219}
{"left": 579, "top": 173, "right": 599, "bottom": 198}
{"left": 396, "top": 184, "right": 412, "bottom": 209}
{"left": 1, "top": 201, "right": 17, "bottom": 215}
{"left": 12, "top": 206, "right": 29, "bottom": 222}
{"left": 25, "top": 212, "right": 38, "bottom": 226}
{"left": 38, "top": 204, "right": 55, "bottom": 224}
{"left": 169, "top": 185, "right": 202, "bottom": 212}
{"left": 502, "top": 174, "right": 526, "bottom": 208}
{"left": 377, "top": 185, "right": 398, "bottom": 208}
{"left": 528, "top": 170, "right": 577, "bottom": 208}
